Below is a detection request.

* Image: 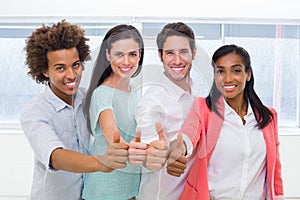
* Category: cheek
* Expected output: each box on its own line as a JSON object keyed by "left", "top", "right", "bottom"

{"left": 130, "top": 57, "right": 140, "bottom": 65}
{"left": 214, "top": 74, "right": 222, "bottom": 84}
{"left": 110, "top": 59, "right": 120, "bottom": 67}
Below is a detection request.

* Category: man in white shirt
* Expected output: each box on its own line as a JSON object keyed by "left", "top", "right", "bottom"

{"left": 134, "top": 22, "right": 199, "bottom": 200}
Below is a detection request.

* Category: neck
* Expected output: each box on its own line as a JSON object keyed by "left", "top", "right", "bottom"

{"left": 167, "top": 74, "right": 191, "bottom": 94}
{"left": 227, "top": 98, "right": 248, "bottom": 117}
{"left": 103, "top": 76, "right": 131, "bottom": 92}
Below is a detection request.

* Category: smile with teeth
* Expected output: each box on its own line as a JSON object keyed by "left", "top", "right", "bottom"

{"left": 171, "top": 66, "right": 184, "bottom": 72}
{"left": 119, "top": 67, "right": 131, "bottom": 72}
{"left": 65, "top": 81, "right": 76, "bottom": 88}
{"left": 223, "top": 85, "right": 236, "bottom": 89}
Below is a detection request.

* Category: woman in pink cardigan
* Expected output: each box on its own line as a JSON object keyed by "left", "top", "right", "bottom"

{"left": 169, "top": 44, "right": 284, "bottom": 200}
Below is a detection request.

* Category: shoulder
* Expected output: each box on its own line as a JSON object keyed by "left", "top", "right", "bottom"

{"left": 91, "top": 85, "right": 114, "bottom": 98}
{"left": 143, "top": 84, "right": 168, "bottom": 96}
{"left": 267, "top": 106, "right": 277, "bottom": 114}
{"left": 194, "top": 97, "right": 209, "bottom": 109}
{"left": 77, "top": 87, "right": 87, "bottom": 100}
{"left": 20, "top": 93, "right": 53, "bottom": 122}
{"left": 266, "top": 106, "right": 278, "bottom": 122}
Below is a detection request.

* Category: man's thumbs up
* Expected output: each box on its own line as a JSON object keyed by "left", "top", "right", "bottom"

{"left": 145, "top": 122, "right": 169, "bottom": 171}
{"left": 150, "top": 122, "right": 168, "bottom": 149}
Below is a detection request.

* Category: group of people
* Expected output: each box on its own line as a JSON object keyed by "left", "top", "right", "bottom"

{"left": 20, "top": 19, "right": 284, "bottom": 200}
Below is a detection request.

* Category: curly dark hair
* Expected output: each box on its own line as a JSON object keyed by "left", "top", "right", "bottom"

{"left": 25, "top": 20, "right": 90, "bottom": 84}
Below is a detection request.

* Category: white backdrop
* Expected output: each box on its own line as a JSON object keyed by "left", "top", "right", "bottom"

{"left": 1, "top": 0, "right": 300, "bottom": 20}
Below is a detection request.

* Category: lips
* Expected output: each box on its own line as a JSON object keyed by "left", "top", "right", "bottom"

{"left": 119, "top": 67, "right": 131, "bottom": 72}
{"left": 65, "top": 81, "right": 76, "bottom": 89}
{"left": 223, "top": 85, "right": 236, "bottom": 92}
{"left": 171, "top": 66, "right": 185, "bottom": 73}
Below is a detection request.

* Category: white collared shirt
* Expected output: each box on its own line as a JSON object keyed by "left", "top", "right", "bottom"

{"left": 208, "top": 98, "right": 267, "bottom": 200}
{"left": 136, "top": 73, "right": 200, "bottom": 200}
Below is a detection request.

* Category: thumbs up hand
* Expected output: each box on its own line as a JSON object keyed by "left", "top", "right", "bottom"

{"left": 144, "top": 122, "right": 169, "bottom": 171}
{"left": 95, "top": 131, "right": 129, "bottom": 171}
{"left": 167, "top": 133, "right": 187, "bottom": 177}
{"left": 128, "top": 131, "right": 147, "bottom": 165}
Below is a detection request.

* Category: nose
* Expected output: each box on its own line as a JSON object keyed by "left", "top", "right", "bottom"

{"left": 221, "top": 72, "right": 233, "bottom": 83}
{"left": 65, "top": 67, "right": 76, "bottom": 79}
{"left": 173, "top": 53, "right": 182, "bottom": 65}
{"left": 122, "top": 55, "right": 130, "bottom": 65}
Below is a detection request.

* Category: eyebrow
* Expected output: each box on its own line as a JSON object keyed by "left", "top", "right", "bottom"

{"left": 51, "top": 59, "right": 81, "bottom": 68}
{"left": 163, "top": 48, "right": 189, "bottom": 52}
{"left": 113, "top": 49, "right": 139, "bottom": 53}
{"left": 216, "top": 64, "right": 243, "bottom": 68}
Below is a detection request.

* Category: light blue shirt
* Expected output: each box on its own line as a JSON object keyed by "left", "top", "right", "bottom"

{"left": 20, "top": 85, "right": 91, "bottom": 200}
{"left": 82, "top": 84, "right": 141, "bottom": 200}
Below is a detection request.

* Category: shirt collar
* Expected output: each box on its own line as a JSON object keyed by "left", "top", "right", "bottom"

{"left": 223, "top": 97, "right": 253, "bottom": 117}
{"left": 44, "top": 84, "right": 84, "bottom": 112}
{"left": 160, "top": 72, "right": 195, "bottom": 101}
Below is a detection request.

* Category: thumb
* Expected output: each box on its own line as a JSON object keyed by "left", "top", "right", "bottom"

{"left": 155, "top": 122, "right": 167, "bottom": 142}
{"left": 176, "top": 133, "right": 184, "bottom": 154}
{"left": 113, "top": 131, "right": 120, "bottom": 143}
{"left": 134, "top": 130, "right": 141, "bottom": 142}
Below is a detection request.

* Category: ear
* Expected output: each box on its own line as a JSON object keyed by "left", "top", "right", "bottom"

{"left": 192, "top": 47, "right": 197, "bottom": 60}
{"left": 158, "top": 50, "right": 163, "bottom": 62}
{"left": 106, "top": 49, "right": 110, "bottom": 61}
{"left": 246, "top": 71, "right": 252, "bottom": 81}
{"left": 43, "top": 71, "right": 49, "bottom": 78}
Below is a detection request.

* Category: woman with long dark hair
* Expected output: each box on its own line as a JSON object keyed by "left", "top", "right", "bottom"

{"left": 169, "top": 44, "right": 284, "bottom": 200}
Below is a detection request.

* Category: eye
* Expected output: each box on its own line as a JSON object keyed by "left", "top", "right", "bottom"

{"left": 115, "top": 52, "right": 123, "bottom": 57}
{"left": 215, "top": 69, "right": 224, "bottom": 74}
{"left": 180, "top": 49, "right": 189, "bottom": 55}
{"left": 73, "top": 62, "right": 81, "bottom": 69}
{"left": 233, "top": 69, "right": 242, "bottom": 73}
{"left": 165, "top": 51, "right": 174, "bottom": 55}
{"left": 129, "top": 52, "right": 138, "bottom": 57}
{"left": 55, "top": 66, "right": 65, "bottom": 72}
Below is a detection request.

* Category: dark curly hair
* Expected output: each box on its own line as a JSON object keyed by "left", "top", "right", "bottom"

{"left": 25, "top": 20, "right": 90, "bottom": 84}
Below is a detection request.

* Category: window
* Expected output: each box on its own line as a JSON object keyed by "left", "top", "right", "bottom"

{"left": 224, "top": 24, "right": 300, "bottom": 127}
{"left": 0, "top": 17, "right": 299, "bottom": 132}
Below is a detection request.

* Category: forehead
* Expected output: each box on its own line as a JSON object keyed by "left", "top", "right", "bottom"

{"left": 215, "top": 53, "right": 244, "bottom": 67}
{"left": 110, "top": 38, "right": 139, "bottom": 52}
{"left": 47, "top": 47, "right": 79, "bottom": 64}
{"left": 163, "top": 35, "right": 190, "bottom": 50}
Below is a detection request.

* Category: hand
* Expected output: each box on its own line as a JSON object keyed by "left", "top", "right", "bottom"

{"left": 128, "top": 131, "right": 147, "bottom": 165}
{"left": 94, "top": 131, "right": 129, "bottom": 172}
{"left": 167, "top": 133, "right": 187, "bottom": 177}
{"left": 144, "top": 122, "right": 169, "bottom": 171}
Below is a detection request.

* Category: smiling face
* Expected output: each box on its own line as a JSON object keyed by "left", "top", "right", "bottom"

{"left": 160, "top": 35, "right": 196, "bottom": 84}
{"left": 106, "top": 38, "right": 141, "bottom": 82}
{"left": 214, "top": 52, "right": 251, "bottom": 104}
{"left": 44, "top": 47, "right": 82, "bottom": 106}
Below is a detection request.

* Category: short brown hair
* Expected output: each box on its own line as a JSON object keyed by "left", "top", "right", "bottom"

{"left": 156, "top": 22, "right": 196, "bottom": 54}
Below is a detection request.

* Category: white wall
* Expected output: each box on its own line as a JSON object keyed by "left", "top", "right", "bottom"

{"left": 1, "top": 0, "right": 300, "bottom": 20}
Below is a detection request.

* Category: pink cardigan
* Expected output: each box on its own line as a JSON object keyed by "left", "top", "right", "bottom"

{"left": 179, "top": 97, "right": 284, "bottom": 200}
